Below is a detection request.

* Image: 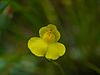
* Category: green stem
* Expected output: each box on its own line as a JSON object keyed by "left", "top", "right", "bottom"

{"left": 48, "top": 60, "right": 65, "bottom": 75}
{"left": 86, "top": 62, "right": 100, "bottom": 74}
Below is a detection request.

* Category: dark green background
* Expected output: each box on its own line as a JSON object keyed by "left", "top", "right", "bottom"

{"left": 0, "top": 0, "right": 100, "bottom": 75}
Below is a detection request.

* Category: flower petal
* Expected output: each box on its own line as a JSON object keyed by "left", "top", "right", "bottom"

{"left": 28, "top": 37, "right": 48, "bottom": 57}
{"left": 45, "top": 42, "right": 66, "bottom": 60}
{"left": 39, "top": 24, "right": 61, "bottom": 42}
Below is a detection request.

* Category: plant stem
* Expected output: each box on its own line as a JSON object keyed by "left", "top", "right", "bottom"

{"left": 86, "top": 62, "right": 100, "bottom": 74}
{"left": 48, "top": 60, "right": 65, "bottom": 75}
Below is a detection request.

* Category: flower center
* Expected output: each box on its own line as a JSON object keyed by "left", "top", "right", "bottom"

{"left": 42, "top": 29, "right": 56, "bottom": 43}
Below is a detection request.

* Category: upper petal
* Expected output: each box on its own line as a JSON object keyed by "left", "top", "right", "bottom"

{"left": 28, "top": 37, "right": 48, "bottom": 57}
{"left": 45, "top": 42, "right": 66, "bottom": 60}
{"left": 39, "top": 24, "right": 61, "bottom": 43}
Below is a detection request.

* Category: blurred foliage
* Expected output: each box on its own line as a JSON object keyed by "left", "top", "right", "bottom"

{"left": 0, "top": 0, "right": 100, "bottom": 75}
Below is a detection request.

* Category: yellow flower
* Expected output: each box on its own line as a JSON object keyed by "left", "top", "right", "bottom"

{"left": 28, "top": 24, "right": 66, "bottom": 60}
